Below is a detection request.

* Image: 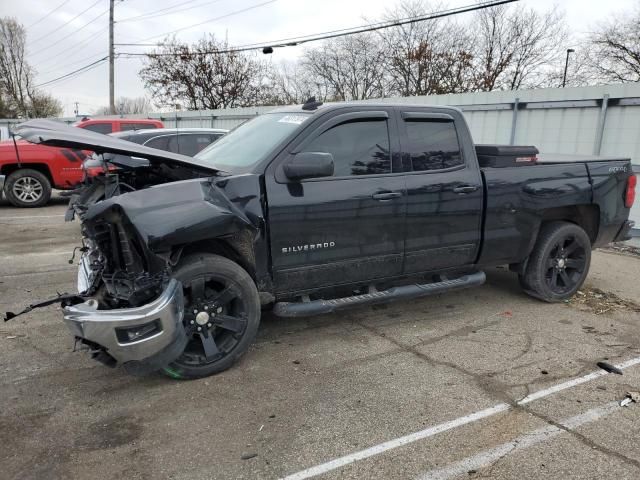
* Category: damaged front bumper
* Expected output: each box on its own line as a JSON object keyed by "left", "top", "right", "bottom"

{"left": 63, "top": 279, "right": 187, "bottom": 375}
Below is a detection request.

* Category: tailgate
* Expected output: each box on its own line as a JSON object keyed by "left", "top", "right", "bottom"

{"left": 586, "top": 159, "right": 634, "bottom": 245}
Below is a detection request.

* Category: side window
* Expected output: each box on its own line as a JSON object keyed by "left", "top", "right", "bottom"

{"left": 121, "top": 122, "right": 157, "bottom": 132}
{"left": 166, "top": 135, "right": 179, "bottom": 153}
{"left": 178, "top": 134, "right": 217, "bottom": 156}
{"left": 145, "top": 136, "right": 170, "bottom": 151}
{"left": 404, "top": 120, "right": 463, "bottom": 172}
{"left": 302, "top": 119, "right": 391, "bottom": 177}
{"left": 81, "top": 123, "right": 112, "bottom": 134}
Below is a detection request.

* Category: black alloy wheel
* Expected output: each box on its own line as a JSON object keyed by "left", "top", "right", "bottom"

{"left": 520, "top": 221, "right": 592, "bottom": 302}
{"left": 163, "top": 254, "right": 260, "bottom": 379}
{"left": 544, "top": 235, "right": 587, "bottom": 295}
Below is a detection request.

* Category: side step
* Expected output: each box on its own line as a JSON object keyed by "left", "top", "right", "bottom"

{"left": 273, "top": 271, "right": 486, "bottom": 318}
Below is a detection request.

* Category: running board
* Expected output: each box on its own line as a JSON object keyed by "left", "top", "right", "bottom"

{"left": 273, "top": 271, "right": 486, "bottom": 318}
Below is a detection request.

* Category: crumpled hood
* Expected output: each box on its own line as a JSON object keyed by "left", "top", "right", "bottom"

{"left": 12, "top": 119, "right": 219, "bottom": 173}
{"left": 84, "top": 174, "right": 264, "bottom": 253}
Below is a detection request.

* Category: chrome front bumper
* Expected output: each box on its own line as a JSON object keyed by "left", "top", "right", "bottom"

{"left": 63, "top": 279, "right": 187, "bottom": 373}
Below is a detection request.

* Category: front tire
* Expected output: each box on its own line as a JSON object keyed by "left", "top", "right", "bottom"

{"left": 520, "top": 221, "right": 591, "bottom": 302}
{"left": 5, "top": 169, "right": 52, "bottom": 208}
{"left": 162, "top": 254, "right": 261, "bottom": 379}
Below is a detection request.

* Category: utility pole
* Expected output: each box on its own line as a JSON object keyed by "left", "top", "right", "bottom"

{"left": 109, "top": 0, "right": 115, "bottom": 114}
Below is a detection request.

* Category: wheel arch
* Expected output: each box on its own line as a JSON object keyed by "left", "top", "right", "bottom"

{"left": 511, "top": 205, "right": 599, "bottom": 275}
{"left": 538, "top": 204, "right": 600, "bottom": 244}
{"left": 1, "top": 163, "right": 54, "bottom": 185}
{"left": 176, "top": 231, "right": 257, "bottom": 281}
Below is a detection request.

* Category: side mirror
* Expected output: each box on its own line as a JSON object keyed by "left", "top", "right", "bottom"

{"left": 284, "top": 152, "right": 334, "bottom": 180}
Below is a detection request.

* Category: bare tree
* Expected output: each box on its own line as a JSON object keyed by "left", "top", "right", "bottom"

{"left": 140, "top": 35, "right": 266, "bottom": 110}
{"left": 0, "top": 17, "right": 32, "bottom": 116}
{"left": 471, "top": 4, "right": 567, "bottom": 91}
{"left": 377, "top": 1, "right": 474, "bottom": 96}
{"left": 300, "top": 33, "right": 389, "bottom": 101}
{"left": 261, "top": 60, "right": 330, "bottom": 105}
{"left": 29, "top": 91, "right": 63, "bottom": 117}
{"left": 540, "top": 48, "right": 596, "bottom": 88}
{"left": 0, "top": 17, "right": 62, "bottom": 118}
{"left": 94, "top": 96, "right": 152, "bottom": 115}
{"left": 586, "top": 4, "right": 640, "bottom": 83}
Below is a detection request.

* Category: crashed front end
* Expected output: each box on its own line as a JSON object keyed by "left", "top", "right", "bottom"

{"left": 66, "top": 198, "right": 186, "bottom": 374}
{"left": 64, "top": 278, "right": 187, "bottom": 374}
{"left": 7, "top": 119, "right": 264, "bottom": 375}
{"left": 64, "top": 175, "right": 259, "bottom": 374}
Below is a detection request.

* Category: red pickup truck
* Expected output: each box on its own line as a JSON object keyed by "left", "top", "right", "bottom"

{"left": 0, "top": 117, "right": 163, "bottom": 207}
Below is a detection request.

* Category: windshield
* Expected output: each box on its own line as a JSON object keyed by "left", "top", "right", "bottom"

{"left": 195, "top": 112, "right": 311, "bottom": 172}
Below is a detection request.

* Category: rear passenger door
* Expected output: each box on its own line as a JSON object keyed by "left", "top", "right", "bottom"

{"left": 266, "top": 108, "right": 406, "bottom": 294}
{"left": 399, "top": 109, "right": 483, "bottom": 273}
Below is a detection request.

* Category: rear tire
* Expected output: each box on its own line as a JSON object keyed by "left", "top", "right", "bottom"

{"left": 520, "top": 221, "right": 591, "bottom": 302}
{"left": 162, "top": 254, "right": 261, "bottom": 380}
{"left": 5, "top": 169, "right": 52, "bottom": 208}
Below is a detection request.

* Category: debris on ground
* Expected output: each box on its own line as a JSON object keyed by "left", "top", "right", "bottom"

{"left": 597, "top": 361, "right": 623, "bottom": 375}
{"left": 241, "top": 452, "right": 258, "bottom": 460}
{"left": 567, "top": 287, "right": 640, "bottom": 315}
{"left": 620, "top": 391, "right": 640, "bottom": 407}
{"left": 599, "top": 242, "right": 640, "bottom": 258}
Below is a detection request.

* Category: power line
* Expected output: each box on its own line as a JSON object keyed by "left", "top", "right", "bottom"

{"left": 39, "top": 50, "right": 108, "bottom": 77}
{"left": 29, "top": 0, "right": 103, "bottom": 45}
{"left": 35, "top": 26, "right": 109, "bottom": 71}
{"left": 35, "top": 56, "right": 109, "bottom": 88}
{"left": 118, "top": 0, "right": 207, "bottom": 22}
{"left": 119, "top": 0, "right": 518, "bottom": 56}
{"left": 119, "top": 0, "right": 277, "bottom": 45}
{"left": 26, "top": 0, "right": 74, "bottom": 30}
{"left": 30, "top": 5, "right": 110, "bottom": 59}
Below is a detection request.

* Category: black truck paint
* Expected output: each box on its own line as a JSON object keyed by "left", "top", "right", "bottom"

{"left": 8, "top": 104, "right": 635, "bottom": 378}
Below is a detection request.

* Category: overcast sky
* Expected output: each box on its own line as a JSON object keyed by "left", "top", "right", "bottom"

{"left": 4, "top": 0, "right": 637, "bottom": 116}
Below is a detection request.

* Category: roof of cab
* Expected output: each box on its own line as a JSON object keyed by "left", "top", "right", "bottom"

{"left": 268, "top": 101, "right": 463, "bottom": 115}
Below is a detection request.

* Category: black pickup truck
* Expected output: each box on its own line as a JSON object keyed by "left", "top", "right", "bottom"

{"left": 8, "top": 100, "right": 636, "bottom": 379}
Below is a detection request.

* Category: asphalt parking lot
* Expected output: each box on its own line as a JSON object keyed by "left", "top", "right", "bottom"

{"left": 2, "top": 196, "right": 640, "bottom": 480}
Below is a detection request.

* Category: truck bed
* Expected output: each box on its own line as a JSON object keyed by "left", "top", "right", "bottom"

{"left": 478, "top": 156, "right": 632, "bottom": 267}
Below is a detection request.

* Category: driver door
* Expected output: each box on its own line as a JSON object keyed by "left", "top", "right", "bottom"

{"left": 265, "top": 108, "right": 406, "bottom": 294}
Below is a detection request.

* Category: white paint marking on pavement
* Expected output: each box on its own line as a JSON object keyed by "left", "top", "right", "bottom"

{"left": 518, "top": 356, "right": 640, "bottom": 405}
{"left": 417, "top": 401, "right": 622, "bottom": 480}
{"left": 0, "top": 214, "right": 65, "bottom": 220}
{"left": 281, "top": 356, "right": 640, "bottom": 480}
{"left": 282, "top": 404, "right": 510, "bottom": 480}
{"left": 0, "top": 251, "right": 71, "bottom": 260}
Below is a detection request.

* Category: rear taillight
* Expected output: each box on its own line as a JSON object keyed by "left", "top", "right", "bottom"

{"left": 625, "top": 174, "right": 637, "bottom": 208}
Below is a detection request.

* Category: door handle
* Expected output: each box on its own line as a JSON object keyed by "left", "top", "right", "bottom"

{"left": 452, "top": 185, "right": 480, "bottom": 194}
{"left": 372, "top": 191, "right": 402, "bottom": 201}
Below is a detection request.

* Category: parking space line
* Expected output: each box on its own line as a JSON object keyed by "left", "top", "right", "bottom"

{"left": 417, "top": 401, "right": 624, "bottom": 480}
{"left": 0, "top": 251, "right": 71, "bottom": 260}
{"left": 518, "top": 356, "right": 640, "bottom": 405}
{"left": 0, "top": 214, "right": 65, "bottom": 220}
{"left": 280, "top": 356, "right": 640, "bottom": 480}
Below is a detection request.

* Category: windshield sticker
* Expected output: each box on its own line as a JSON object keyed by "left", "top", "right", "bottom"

{"left": 278, "top": 115, "right": 308, "bottom": 125}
